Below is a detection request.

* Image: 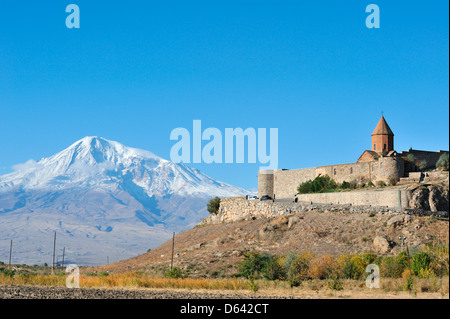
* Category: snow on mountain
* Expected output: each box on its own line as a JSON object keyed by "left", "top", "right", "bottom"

{"left": 0, "top": 136, "right": 245, "bottom": 197}
{"left": 0, "top": 137, "right": 249, "bottom": 266}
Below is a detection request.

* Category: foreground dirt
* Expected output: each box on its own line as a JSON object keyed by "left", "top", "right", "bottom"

{"left": 1, "top": 285, "right": 447, "bottom": 299}
{"left": 92, "top": 210, "right": 449, "bottom": 277}
{"left": 0, "top": 285, "right": 297, "bottom": 299}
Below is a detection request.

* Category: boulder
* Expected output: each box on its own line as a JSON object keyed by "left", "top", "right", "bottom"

{"left": 387, "top": 215, "right": 405, "bottom": 227}
{"left": 407, "top": 184, "right": 449, "bottom": 212}
{"left": 373, "top": 236, "right": 391, "bottom": 254}
{"left": 428, "top": 185, "right": 449, "bottom": 212}
{"left": 408, "top": 186, "right": 430, "bottom": 210}
{"left": 288, "top": 215, "right": 302, "bottom": 229}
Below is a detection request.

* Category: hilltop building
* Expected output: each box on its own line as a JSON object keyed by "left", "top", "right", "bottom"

{"left": 258, "top": 116, "right": 448, "bottom": 199}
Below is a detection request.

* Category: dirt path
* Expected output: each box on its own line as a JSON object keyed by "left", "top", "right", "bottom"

{"left": 0, "top": 285, "right": 299, "bottom": 299}
{"left": 1, "top": 285, "right": 447, "bottom": 299}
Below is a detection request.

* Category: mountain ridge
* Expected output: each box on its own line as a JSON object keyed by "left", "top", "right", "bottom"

{"left": 0, "top": 137, "right": 249, "bottom": 265}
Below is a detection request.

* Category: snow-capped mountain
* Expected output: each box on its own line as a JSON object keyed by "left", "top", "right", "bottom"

{"left": 0, "top": 137, "right": 248, "bottom": 265}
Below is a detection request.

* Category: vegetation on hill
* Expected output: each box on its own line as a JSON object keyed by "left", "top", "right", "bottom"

{"left": 236, "top": 244, "right": 449, "bottom": 290}
{"left": 296, "top": 175, "right": 371, "bottom": 194}
{"left": 1, "top": 244, "right": 447, "bottom": 296}
{"left": 437, "top": 153, "right": 449, "bottom": 171}
{"left": 207, "top": 196, "right": 221, "bottom": 215}
{"left": 297, "top": 175, "right": 338, "bottom": 194}
{"left": 296, "top": 173, "right": 406, "bottom": 194}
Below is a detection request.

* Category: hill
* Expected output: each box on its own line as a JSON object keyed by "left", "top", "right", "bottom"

{"left": 94, "top": 207, "right": 449, "bottom": 277}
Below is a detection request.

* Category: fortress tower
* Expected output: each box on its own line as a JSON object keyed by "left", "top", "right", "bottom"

{"left": 371, "top": 115, "right": 394, "bottom": 154}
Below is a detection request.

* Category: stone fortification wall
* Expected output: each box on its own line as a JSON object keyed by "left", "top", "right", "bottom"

{"left": 272, "top": 167, "right": 316, "bottom": 199}
{"left": 200, "top": 194, "right": 447, "bottom": 226}
{"left": 400, "top": 150, "right": 449, "bottom": 171}
{"left": 295, "top": 188, "right": 408, "bottom": 208}
{"left": 259, "top": 156, "right": 404, "bottom": 200}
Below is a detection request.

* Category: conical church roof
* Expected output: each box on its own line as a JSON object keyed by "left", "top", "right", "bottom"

{"left": 371, "top": 116, "right": 394, "bottom": 136}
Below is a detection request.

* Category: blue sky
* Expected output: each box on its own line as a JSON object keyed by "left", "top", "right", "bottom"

{"left": 0, "top": 1, "right": 448, "bottom": 190}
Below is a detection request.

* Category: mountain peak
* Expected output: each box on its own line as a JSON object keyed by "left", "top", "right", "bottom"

{"left": 0, "top": 137, "right": 249, "bottom": 265}
{"left": 64, "top": 136, "right": 162, "bottom": 164}
{"left": 0, "top": 137, "right": 248, "bottom": 197}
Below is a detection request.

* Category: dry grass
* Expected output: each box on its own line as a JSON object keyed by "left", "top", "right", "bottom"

{"left": 0, "top": 272, "right": 448, "bottom": 299}
{"left": 0, "top": 272, "right": 252, "bottom": 291}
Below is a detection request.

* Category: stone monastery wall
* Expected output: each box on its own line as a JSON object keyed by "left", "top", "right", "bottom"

{"left": 259, "top": 156, "right": 404, "bottom": 199}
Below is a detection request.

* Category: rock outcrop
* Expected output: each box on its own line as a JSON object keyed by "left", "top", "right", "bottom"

{"left": 407, "top": 183, "right": 449, "bottom": 212}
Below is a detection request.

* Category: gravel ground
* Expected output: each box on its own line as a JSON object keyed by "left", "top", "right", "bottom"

{"left": 0, "top": 285, "right": 297, "bottom": 299}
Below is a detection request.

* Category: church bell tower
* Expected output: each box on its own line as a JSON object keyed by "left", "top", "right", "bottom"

{"left": 371, "top": 115, "right": 394, "bottom": 154}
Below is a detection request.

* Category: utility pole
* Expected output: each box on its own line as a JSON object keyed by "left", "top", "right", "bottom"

{"left": 52, "top": 231, "right": 56, "bottom": 274}
{"left": 61, "top": 247, "right": 65, "bottom": 268}
{"left": 9, "top": 240, "right": 12, "bottom": 269}
{"left": 405, "top": 237, "right": 413, "bottom": 278}
{"left": 170, "top": 232, "right": 175, "bottom": 270}
{"left": 399, "top": 236, "right": 406, "bottom": 252}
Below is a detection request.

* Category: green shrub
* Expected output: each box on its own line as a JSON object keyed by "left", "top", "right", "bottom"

{"left": 297, "top": 175, "right": 338, "bottom": 194}
{"left": 207, "top": 197, "right": 221, "bottom": 215}
{"left": 0, "top": 268, "right": 15, "bottom": 277}
{"left": 165, "top": 267, "right": 188, "bottom": 279}
{"left": 436, "top": 153, "right": 449, "bottom": 170}
{"left": 340, "top": 181, "right": 351, "bottom": 189}
{"left": 419, "top": 160, "right": 428, "bottom": 171}
{"left": 374, "top": 257, "right": 383, "bottom": 266}
{"left": 336, "top": 255, "right": 367, "bottom": 280}
{"left": 248, "top": 276, "right": 259, "bottom": 292}
{"left": 345, "top": 256, "right": 367, "bottom": 280}
{"left": 238, "top": 252, "right": 270, "bottom": 279}
{"left": 417, "top": 268, "right": 435, "bottom": 279}
{"left": 264, "top": 256, "right": 285, "bottom": 280}
{"left": 411, "top": 252, "right": 432, "bottom": 276}
{"left": 327, "top": 271, "right": 344, "bottom": 291}
{"left": 349, "top": 180, "right": 358, "bottom": 189}
{"left": 376, "top": 180, "right": 386, "bottom": 187}
{"left": 426, "top": 244, "right": 449, "bottom": 277}
{"left": 284, "top": 252, "right": 315, "bottom": 287}
{"left": 403, "top": 276, "right": 414, "bottom": 291}
{"left": 407, "top": 154, "right": 416, "bottom": 164}
{"left": 397, "top": 251, "right": 410, "bottom": 267}
{"left": 388, "top": 176, "right": 398, "bottom": 186}
{"left": 360, "top": 253, "right": 377, "bottom": 264}
{"left": 380, "top": 256, "right": 406, "bottom": 278}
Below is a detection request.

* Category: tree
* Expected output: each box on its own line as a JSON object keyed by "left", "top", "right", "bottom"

{"left": 207, "top": 197, "right": 221, "bottom": 215}
{"left": 407, "top": 154, "right": 417, "bottom": 171}
{"left": 436, "top": 153, "right": 449, "bottom": 171}
{"left": 419, "top": 160, "right": 428, "bottom": 171}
